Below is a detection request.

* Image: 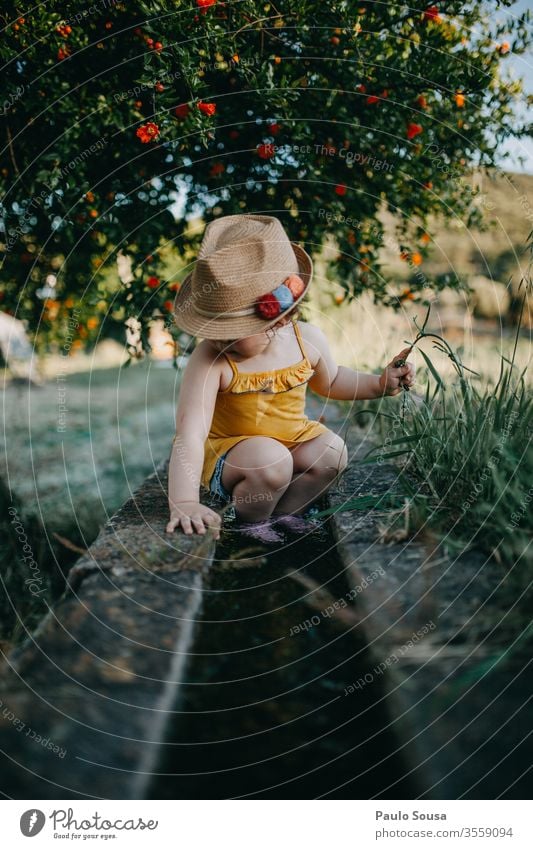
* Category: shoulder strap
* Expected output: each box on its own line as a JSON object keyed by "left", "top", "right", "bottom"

{"left": 222, "top": 351, "right": 239, "bottom": 376}
{"left": 291, "top": 318, "right": 308, "bottom": 361}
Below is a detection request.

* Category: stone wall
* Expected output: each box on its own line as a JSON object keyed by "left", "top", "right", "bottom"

{"left": 0, "top": 461, "right": 217, "bottom": 799}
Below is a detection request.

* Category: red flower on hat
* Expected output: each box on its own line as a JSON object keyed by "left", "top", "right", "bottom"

{"left": 256, "top": 292, "right": 282, "bottom": 319}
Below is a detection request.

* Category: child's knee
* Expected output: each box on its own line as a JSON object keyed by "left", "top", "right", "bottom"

{"left": 238, "top": 440, "right": 291, "bottom": 491}
{"left": 337, "top": 439, "right": 348, "bottom": 472}
{"left": 253, "top": 447, "right": 293, "bottom": 492}
{"left": 317, "top": 434, "right": 348, "bottom": 477}
{"left": 331, "top": 434, "right": 348, "bottom": 470}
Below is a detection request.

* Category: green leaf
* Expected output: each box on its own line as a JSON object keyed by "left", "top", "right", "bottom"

{"left": 418, "top": 347, "right": 445, "bottom": 389}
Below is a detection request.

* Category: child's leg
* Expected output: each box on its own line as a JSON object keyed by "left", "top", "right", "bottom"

{"left": 220, "top": 436, "right": 294, "bottom": 521}
{"left": 273, "top": 430, "right": 348, "bottom": 515}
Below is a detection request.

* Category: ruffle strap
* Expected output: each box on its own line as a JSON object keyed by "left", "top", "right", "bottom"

{"left": 230, "top": 361, "right": 315, "bottom": 394}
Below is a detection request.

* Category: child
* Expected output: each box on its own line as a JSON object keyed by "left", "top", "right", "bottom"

{"left": 166, "top": 214, "right": 414, "bottom": 541}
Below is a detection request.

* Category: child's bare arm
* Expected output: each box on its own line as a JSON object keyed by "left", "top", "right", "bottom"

{"left": 166, "top": 343, "right": 222, "bottom": 537}
{"left": 305, "top": 325, "right": 415, "bottom": 400}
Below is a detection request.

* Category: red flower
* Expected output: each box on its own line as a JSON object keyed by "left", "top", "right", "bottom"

{"left": 423, "top": 6, "right": 440, "bottom": 21}
{"left": 356, "top": 84, "right": 367, "bottom": 93}
{"left": 169, "top": 283, "right": 181, "bottom": 292}
{"left": 406, "top": 122, "right": 423, "bottom": 140}
{"left": 257, "top": 143, "right": 275, "bottom": 159}
{"left": 154, "top": 41, "right": 163, "bottom": 52}
{"left": 57, "top": 46, "right": 70, "bottom": 60}
{"left": 175, "top": 103, "right": 190, "bottom": 119}
{"left": 416, "top": 94, "right": 428, "bottom": 109}
{"left": 197, "top": 101, "right": 216, "bottom": 116}
{"left": 197, "top": 0, "right": 216, "bottom": 6}
{"left": 209, "top": 162, "right": 225, "bottom": 176}
{"left": 366, "top": 95, "right": 379, "bottom": 105}
{"left": 269, "top": 122, "right": 281, "bottom": 135}
{"left": 163, "top": 300, "right": 174, "bottom": 312}
{"left": 136, "top": 122, "right": 160, "bottom": 143}
{"left": 335, "top": 184, "right": 347, "bottom": 196}
{"left": 256, "top": 292, "right": 281, "bottom": 319}
{"left": 147, "top": 276, "right": 160, "bottom": 289}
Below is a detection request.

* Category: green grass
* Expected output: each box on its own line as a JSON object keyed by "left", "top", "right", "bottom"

{"left": 395, "top": 360, "right": 532, "bottom": 570}
{"left": 354, "top": 295, "right": 532, "bottom": 601}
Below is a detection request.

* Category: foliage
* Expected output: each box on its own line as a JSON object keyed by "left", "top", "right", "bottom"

{"left": 0, "top": 1, "right": 529, "bottom": 352}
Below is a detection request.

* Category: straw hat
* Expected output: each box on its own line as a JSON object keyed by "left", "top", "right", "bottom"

{"left": 172, "top": 214, "right": 313, "bottom": 339}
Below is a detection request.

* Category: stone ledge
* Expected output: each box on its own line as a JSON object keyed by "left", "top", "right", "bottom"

{"left": 329, "top": 433, "right": 532, "bottom": 799}
{"left": 0, "top": 460, "right": 218, "bottom": 799}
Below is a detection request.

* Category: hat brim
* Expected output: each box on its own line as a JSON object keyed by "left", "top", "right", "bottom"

{"left": 172, "top": 242, "right": 313, "bottom": 340}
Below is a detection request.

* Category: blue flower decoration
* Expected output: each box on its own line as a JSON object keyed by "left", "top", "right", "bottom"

{"left": 271, "top": 284, "right": 294, "bottom": 310}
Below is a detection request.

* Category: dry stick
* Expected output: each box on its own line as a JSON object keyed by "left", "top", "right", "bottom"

{"left": 234, "top": 13, "right": 286, "bottom": 37}
{"left": 285, "top": 569, "right": 361, "bottom": 629}
{"left": 413, "top": 304, "right": 480, "bottom": 378}
{"left": 6, "top": 125, "right": 21, "bottom": 176}
{"left": 52, "top": 532, "right": 87, "bottom": 555}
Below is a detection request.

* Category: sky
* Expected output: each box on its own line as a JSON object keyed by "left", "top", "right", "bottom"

{"left": 499, "top": 0, "right": 533, "bottom": 172}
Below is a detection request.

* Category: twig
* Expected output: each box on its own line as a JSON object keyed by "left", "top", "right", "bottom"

{"left": 6, "top": 124, "right": 21, "bottom": 176}
{"left": 52, "top": 532, "right": 87, "bottom": 555}
{"left": 234, "top": 13, "right": 287, "bottom": 36}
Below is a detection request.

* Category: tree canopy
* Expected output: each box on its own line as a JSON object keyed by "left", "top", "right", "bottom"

{"left": 0, "top": 1, "right": 529, "bottom": 354}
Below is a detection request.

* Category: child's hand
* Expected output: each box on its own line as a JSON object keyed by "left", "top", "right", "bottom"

{"left": 166, "top": 501, "right": 222, "bottom": 539}
{"left": 379, "top": 347, "right": 415, "bottom": 396}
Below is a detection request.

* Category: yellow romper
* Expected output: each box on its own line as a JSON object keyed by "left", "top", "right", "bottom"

{"left": 201, "top": 318, "right": 329, "bottom": 491}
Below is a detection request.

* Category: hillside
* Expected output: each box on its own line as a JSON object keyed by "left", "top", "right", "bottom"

{"left": 382, "top": 170, "right": 532, "bottom": 290}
